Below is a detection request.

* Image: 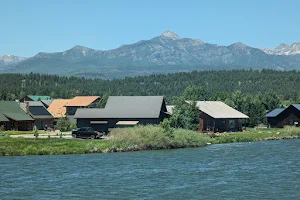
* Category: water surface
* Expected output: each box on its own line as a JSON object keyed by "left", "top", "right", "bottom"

{"left": 1, "top": 140, "right": 300, "bottom": 199}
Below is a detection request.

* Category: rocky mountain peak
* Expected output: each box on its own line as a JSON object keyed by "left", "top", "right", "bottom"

{"left": 161, "top": 30, "right": 181, "bottom": 40}
{"left": 64, "top": 45, "right": 96, "bottom": 57}
{"left": 276, "top": 43, "right": 289, "bottom": 48}
{"left": 230, "top": 42, "right": 248, "bottom": 49}
{"left": 0, "top": 54, "right": 27, "bottom": 64}
{"left": 262, "top": 42, "right": 300, "bottom": 55}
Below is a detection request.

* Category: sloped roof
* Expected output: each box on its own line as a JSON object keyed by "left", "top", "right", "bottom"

{"left": 28, "top": 102, "right": 53, "bottom": 119}
{"left": 66, "top": 96, "right": 100, "bottom": 107}
{"left": 0, "top": 101, "right": 34, "bottom": 121}
{"left": 47, "top": 99, "right": 71, "bottom": 118}
{"left": 27, "top": 95, "right": 52, "bottom": 101}
{"left": 28, "top": 101, "right": 44, "bottom": 106}
{"left": 292, "top": 104, "right": 300, "bottom": 111}
{"left": 194, "top": 101, "right": 249, "bottom": 119}
{"left": 41, "top": 100, "right": 53, "bottom": 108}
{"left": 266, "top": 108, "right": 285, "bottom": 117}
{"left": 74, "top": 96, "right": 165, "bottom": 119}
{"left": 0, "top": 113, "right": 9, "bottom": 122}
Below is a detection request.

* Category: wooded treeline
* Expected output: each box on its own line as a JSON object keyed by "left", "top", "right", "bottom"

{"left": 0, "top": 69, "right": 299, "bottom": 126}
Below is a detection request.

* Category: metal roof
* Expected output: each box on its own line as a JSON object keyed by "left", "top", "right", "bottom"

{"left": 74, "top": 96, "right": 165, "bottom": 119}
{"left": 28, "top": 101, "right": 44, "bottom": 106}
{"left": 28, "top": 102, "right": 53, "bottom": 119}
{"left": 0, "top": 101, "right": 34, "bottom": 121}
{"left": 41, "top": 100, "right": 53, "bottom": 107}
{"left": 193, "top": 101, "right": 249, "bottom": 119}
{"left": 0, "top": 113, "right": 9, "bottom": 122}
{"left": 292, "top": 104, "right": 300, "bottom": 111}
{"left": 27, "top": 95, "right": 52, "bottom": 101}
{"left": 265, "top": 108, "right": 285, "bottom": 117}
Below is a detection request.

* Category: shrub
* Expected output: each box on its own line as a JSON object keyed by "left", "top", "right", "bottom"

{"left": 282, "top": 126, "right": 300, "bottom": 136}
{"left": 33, "top": 130, "right": 39, "bottom": 138}
{"left": 109, "top": 125, "right": 209, "bottom": 150}
{"left": 160, "top": 119, "right": 174, "bottom": 137}
{"left": 55, "top": 117, "right": 77, "bottom": 132}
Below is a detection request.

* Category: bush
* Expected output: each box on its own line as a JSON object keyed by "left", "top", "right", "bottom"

{"left": 282, "top": 126, "right": 300, "bottom": 136}
{"left": 34, "top": 130, "right": 39, "bottom": 138}
{"left": 160, "top": 119, "right": 174, "bottom": 137}
{"left": 109, "top": 125, "right": 209, "bottom": 150}
{"left": 55, "top": 118, "right": 77, "bottom": 132}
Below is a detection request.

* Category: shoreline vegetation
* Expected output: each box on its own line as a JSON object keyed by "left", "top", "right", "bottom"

{"left": 0, "top": 126, "right": 299, "bottom": 156}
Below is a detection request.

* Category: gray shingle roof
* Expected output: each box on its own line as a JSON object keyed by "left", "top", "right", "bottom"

{"left": 74, "top": 96, "right": 165, "bottom": 119}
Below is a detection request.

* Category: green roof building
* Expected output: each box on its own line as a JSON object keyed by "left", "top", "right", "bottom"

{"left": 19, "top": 95, "right": 53, "bottom": 102}
{"left": 0, "top": 101, "right": 34, "bottom": 131}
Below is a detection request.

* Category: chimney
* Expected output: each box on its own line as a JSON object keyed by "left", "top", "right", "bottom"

{"left": 20, "top": 102, "right": 29, "bottom": 113}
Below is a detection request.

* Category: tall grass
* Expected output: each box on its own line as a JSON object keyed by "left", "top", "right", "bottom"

{"left": 108, "top": 125, "right": 210, "bottom": 151}
{"left": 213, "top": 126, "right": 300, "bottom": 144}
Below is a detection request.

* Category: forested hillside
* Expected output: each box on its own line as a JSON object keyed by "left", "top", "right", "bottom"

{"left": 1, "top": 69, "right": 300, "bottom": 126}
{"left": 0, "top": 69, "right": 299, "bottom": 101}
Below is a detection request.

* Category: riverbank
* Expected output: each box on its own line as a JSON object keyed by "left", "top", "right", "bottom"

{"left": 0, "top": 126, "right": 299, "bottom": 156}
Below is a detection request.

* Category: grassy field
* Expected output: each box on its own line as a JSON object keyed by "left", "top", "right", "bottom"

{"left": 0, "top": 126, "right": 299, "bottom": 156}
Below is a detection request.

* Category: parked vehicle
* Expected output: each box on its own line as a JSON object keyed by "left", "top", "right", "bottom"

{"left": 72, "top": 127, "right": 104, "bottom": 139}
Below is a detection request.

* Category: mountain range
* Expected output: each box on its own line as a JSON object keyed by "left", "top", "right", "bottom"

{"left": 1, "top": 31, "right": 300, "bottom": 79}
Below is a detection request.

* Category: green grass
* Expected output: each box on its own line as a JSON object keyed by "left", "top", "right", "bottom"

{"left": 212, "top": 126, "right": 300, "bottom": 144}
{"left": 0, "top": 125, "right": 299, "bottom": 156}
{"left": 2, "top": 130, "right": 45, "bottom": 135}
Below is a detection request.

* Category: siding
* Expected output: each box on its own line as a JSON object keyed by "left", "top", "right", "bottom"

{"left": 267, "top": 106, "right": 300, "bottom": 128}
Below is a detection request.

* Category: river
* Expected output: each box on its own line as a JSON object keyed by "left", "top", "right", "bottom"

{"left": 1, "top": 139, "right": 299, "bottom": 199}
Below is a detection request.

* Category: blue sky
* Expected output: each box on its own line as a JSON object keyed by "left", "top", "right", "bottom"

{"left": 1, "top": 0, "right": 300, "bottom": 57}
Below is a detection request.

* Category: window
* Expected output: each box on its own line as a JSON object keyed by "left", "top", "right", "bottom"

{"left": 229, "top": 120, "right": 235, "bottom": 129}
{"left": 290, "top": 120, "right": 293, "bottom": 125}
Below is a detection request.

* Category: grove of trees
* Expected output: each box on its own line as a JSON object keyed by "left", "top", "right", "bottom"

{"left": 0, "top": 69, "right": 298, "bottom": 126}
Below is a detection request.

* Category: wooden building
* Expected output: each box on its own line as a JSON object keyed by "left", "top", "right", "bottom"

{"left": 192, "top": 101, "right": 249, "bottom": 132}
{"left": 266, "top": 105, "right": 300, "bottom": 128}
{"left": 0, "top": 101, "right": 34, "bottom": 131}
{"left": 74, "top": 96, "right": 169, "bottom": 132}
